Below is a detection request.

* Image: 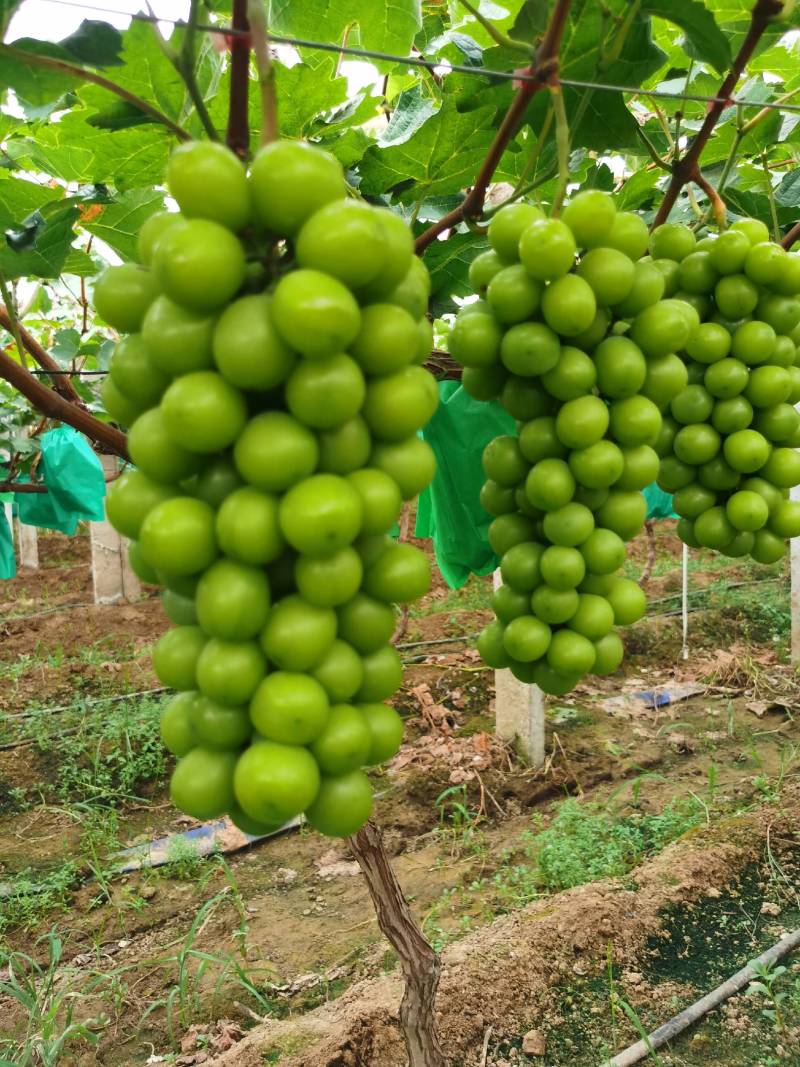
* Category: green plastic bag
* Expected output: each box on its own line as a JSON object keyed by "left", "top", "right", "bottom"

{"left": 419, "top": 381, "right": 516, "bottom": 588}
{"left": 643, "top": 483, "right": 676, "bottom": 519}
{"left": 413, "top": 382, "right": 674, "bottom": 590}
{"left": 41, "top": 426, "right": 106, "bottom": 521}
{"left": 0, "top": 505, "right": 15, "bottom": 579}
{"left": 15, "top": 427, "right": 106, "bottom": 533}
{"left": 15, "top": 480, "right": 79, "bottom": 534}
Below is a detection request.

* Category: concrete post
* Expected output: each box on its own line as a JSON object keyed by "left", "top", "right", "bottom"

{"left": 2, "top": 501, "right": 13, "bottom": 547}
{"left": 16, "top": 520, "right": 38, "bottom": 569}
{"left": 492, "top": 570, "right": 546, "bottom": 767}
{"left": 91, "top": 456, "right": 140, "bottom": 604}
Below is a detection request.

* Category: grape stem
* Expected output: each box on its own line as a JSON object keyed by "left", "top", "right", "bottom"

{"left": 414, "top": 0, "right": 574, "bottom": 254}
{"left": 0, "top": 482, "right": 48, "bottom": 494}
{"left": 651, "top": 0, "right": 783, "bottom": 229}
{"left": 226, "top": 0, "right": 251, "bottom": 156}
{"left": 0, "top": 347, "right": 128, "bottom": 460}
{"left": 781, "top": 220, "right": 800, "bottom": 249}
{"left": 0, "top": 299, "right": 84, "bottom": 407}
{"left": 693, "top": 171, "right": 727, "bottom": 230}
{"left": 175, "top": 0, "right": 219, "bottom": 142}
{"left": 550, "top": 82, "right": 571, "bottom": 216}
{"left": 247, "top": 0, "right": 278, "bottom": 144}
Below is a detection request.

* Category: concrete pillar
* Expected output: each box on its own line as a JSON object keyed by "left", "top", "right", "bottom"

{"left": 492, "top": 570, "right": 546, "bottom": 767}
{"left": 16, "top": 520, "right": 38, "bottom": 569}
{"left": 2, "top": 502, "right": 13, "bottom": 549}
{"left": 91, "top": 456, "right": 140, "bottom": 604}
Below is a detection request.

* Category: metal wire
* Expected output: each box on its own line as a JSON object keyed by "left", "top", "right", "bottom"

{"left": 17, "top": 0, "right": 800, "bottom": 116}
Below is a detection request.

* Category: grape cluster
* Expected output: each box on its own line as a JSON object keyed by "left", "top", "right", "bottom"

{"left": 450, "top": 192, "right": 678, "bottom": 695}
{"left": 102, "top": 140, "right": 437, "bottom": 838}
{"left": 651, "top": 219, "right": 800, "bottom": 561}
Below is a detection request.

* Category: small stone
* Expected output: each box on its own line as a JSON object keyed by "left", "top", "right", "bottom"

{"left": 760, "top": 901, "right": 781, "bottom": 916}
{"left": 276, "top": 867, "right": 298, "bottom": 885}
{"left": 521, "top": 1029, "right": 546, "bottom": 1057}
{"left": 302, "top": 908, "right": 311, "bottom": 916}
{"left": 140, "top": 884, "right": 156, "bottom": 900}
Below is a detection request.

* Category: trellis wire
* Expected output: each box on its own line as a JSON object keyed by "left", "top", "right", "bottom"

{"left": 18, "top": 0, "right": 800, "bottom": 117}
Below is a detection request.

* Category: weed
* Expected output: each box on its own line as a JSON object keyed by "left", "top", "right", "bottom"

{"left": 747, "top": 959, "right": 790, "bottom": 1032}
{"left": 144, "top": 889, "right": 277, "bottom": 1046}
{"left": 0, "top": 928, "right": 111, "bottom": 1065}
{"left": 29, "top": 694, "right": 167, "bottom": 807}
{"left": 0, "top": 864, "right": 77, "bottom": 937}
{"left": 409, "top": 575, "right": 491, "bottom": 619}
{"left": 80, "top": 808, "right": 122, "bottom": 907}
{"left": 424, "top": 795, "right": 706, "bottom": 949}
{"left": 161, "top": 835, "right": 215, "bottom": 882}
{"left": 434, "top": 784, "right": 484, "bottom": 858}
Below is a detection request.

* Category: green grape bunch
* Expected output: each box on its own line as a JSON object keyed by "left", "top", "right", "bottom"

{"left": 450, "top": 191, "right": 695, "bottom": 695}
{"left": 651, "top": 218, "right": 800, "bottom": 561}
{"left": 101, "top": 139, "right": 438, "bottom": 839}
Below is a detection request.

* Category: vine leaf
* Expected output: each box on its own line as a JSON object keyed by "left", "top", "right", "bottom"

{"left": 60, "top": 20, "right": 124, "bottom": 67}
{"left": 0, "top": 39, "right": 76, "bottom": 111}
{"left": 426, "top": 230, "right": 489, "bottom": 316}
{"left": 642, "top": 0, "right": 731, "bottom": 74}
{"left": 269, "top": 0, "right": 422, "bottom": 67}
{"left": 359, "top": 95, "right": 496, "bottom": 200}
{"left": 1, "top": 201, "right": 78, "bottom": 279}
{"left": 82, "top": 187, "right": 165, "bottom": 261}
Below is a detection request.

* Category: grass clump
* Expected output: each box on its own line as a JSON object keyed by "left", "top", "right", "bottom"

{"left": 424, "top": 794, "right": 705, "bottom": 950}
{"left": 535, "top": 797, "right": 704, "bottom": 891}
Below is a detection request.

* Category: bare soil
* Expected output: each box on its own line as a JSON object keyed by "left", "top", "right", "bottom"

{"left": 0, "top": 524, "right": 799, "bottom": 1066}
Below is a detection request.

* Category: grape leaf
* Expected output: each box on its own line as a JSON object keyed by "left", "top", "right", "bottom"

{"left": 358, "top": 95, "right": 496, "bottom": 201}
{"left": 60, "top": 20, "right": 124, "bottom": 67}
{"left": 642, "top": 0, "right": 731, "bottom": 74}
{"left": 379, "top": 84, "right": 439, "bottom": 148}
{"left": 269, "top": 0, "right": 422, "bottom": 66}
{"left": 425, "top": 230, "right": 489, "bottom": 316}
{"left": 0, "top": 40, "right": 76, "bottom": 110}
{"left": 4, "top": 114, "right": 172, "bottom": 191}
{"left": 775, "top": 169, "right": 800, "bottom": 207}
{"left": 1, "top": 201, "right": 78, "bottom": 279}
{"left": 0, "top": 176, "right": 63, "bottom": 231}
{"left": 51, "top": 328, "right": 81, "bottom": 363}
{"left": 0, "top": 0, "right": 22, "bottom": 36}
{"left": 275, "top": 58, "right": 348, "bottom": 139}
{"left": 82, "top": 187, "right": 164, "bottom": 262}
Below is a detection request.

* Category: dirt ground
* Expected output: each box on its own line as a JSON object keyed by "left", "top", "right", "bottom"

{"left": 1, "top": 522, "right": 799, "bottom": 1066}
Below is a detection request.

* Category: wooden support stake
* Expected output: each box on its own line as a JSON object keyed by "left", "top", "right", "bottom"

{"left": 90, "top": 456, "right": 140, "bottom": 605}
{"left": 492, "top": 570, "right": 546, "bottom": 767}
